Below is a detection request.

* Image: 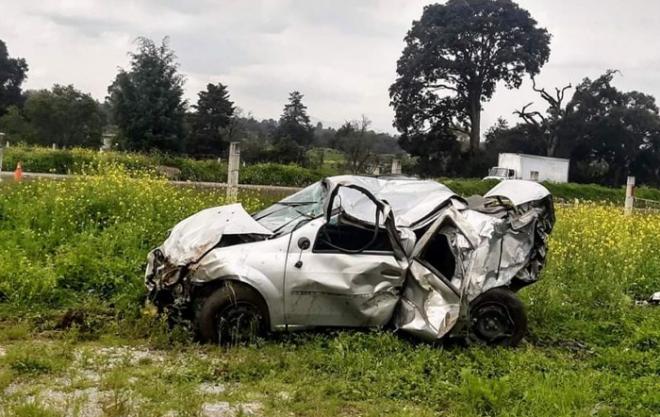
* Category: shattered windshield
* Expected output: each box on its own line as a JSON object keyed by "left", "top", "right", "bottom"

{"left": 253, "top": 181, "right": 326, "bottom": 234}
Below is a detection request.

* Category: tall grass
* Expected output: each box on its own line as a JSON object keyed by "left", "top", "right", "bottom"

{"left": 0, "top": 165, "right": 264, "bottom": 313}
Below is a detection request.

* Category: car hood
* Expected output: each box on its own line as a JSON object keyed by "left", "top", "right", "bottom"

{"left": 484, "top": 180, "right": 550, "bottom": 206}
{"left": 160, "top": 203, "right": 272, "bottom": 266}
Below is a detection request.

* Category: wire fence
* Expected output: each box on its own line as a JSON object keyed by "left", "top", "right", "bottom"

{"left": 634, "top": 197, "right": 660, "bottom": 212}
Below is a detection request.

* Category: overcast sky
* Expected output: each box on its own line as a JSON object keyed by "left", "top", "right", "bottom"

{"left": 2, "top": 0, "right": 660, "bottom": 134}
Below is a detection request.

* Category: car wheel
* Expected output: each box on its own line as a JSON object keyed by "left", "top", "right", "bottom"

{"left": 197, "top": 283, "right": 268, "bottom": 345}
{"left": 468, "top": 287, "right": 527, "bottom": 347}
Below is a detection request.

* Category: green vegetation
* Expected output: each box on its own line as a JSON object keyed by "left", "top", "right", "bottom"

{"left": 2, "top": 145, "right": 337, "bottom": 186}
{"left": 6, "top": 145, "right": 660, "bottom": 203}
{"left": 0, "top": 168, "right": 658, "bottom": 416}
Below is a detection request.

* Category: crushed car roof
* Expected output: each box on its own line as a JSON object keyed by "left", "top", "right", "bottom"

{"left": 323, "top": 175, "right": 462, "bottom": 228}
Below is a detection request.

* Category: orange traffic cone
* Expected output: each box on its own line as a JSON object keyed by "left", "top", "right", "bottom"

{"left": 14, "top": 162, "right": 23, "bottom": 182}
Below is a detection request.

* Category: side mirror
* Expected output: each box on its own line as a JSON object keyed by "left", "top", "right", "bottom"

{"left": 297, "top": 237, "right": 311, "bottom": 250}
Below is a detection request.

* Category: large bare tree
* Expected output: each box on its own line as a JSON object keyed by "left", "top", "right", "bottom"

{"left": 514, "top": 78, "right": 572, "bottom": 157}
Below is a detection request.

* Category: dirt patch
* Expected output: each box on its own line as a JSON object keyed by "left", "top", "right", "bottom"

{"left": 199, "top": 382, "right": 226, "bottom": 395}
{"left": 76, "top": 345, "right": 167, "bottom": 369}
{"left": 37, "top": 387, "right": 107, "bottom": 417}
{"left": 236, "top": 402, "right": 262, "bottom": 416}
{"left": 202, "top": 402, "right": 233, "bottom": 417}
{"left": 2, "top": 344, "right": 260, "bottom": 417}
{"left": 201, "top": 401, "right": 262, "bottom": 417}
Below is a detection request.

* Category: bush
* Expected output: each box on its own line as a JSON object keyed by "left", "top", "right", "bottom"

{"left": 241, "top": 163, "right": 334, "bottom": 187}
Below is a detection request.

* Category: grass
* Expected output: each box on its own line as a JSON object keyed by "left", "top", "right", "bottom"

{"left": 0, "top": 166, "right": 658, "bottom": 416}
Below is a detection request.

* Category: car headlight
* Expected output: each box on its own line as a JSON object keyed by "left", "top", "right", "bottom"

{"left": 145, "top": 248, "right": 183, "bottom": 289}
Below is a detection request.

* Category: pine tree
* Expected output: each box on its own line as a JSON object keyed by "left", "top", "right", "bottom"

{"left": 271, "top": 91, "right": 313, "bottom": 163}
{"left": 187, "top": 83, "right": 234, "bottom": 156}
{"left": 107, "top": 37, "right": 186, "bottom": 153}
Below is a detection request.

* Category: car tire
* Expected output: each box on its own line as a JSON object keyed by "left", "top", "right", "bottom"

{"left": 197, "top": 282, "right": 268, "bottom": 345}
{"left": 468, "top": 287, "right": 527, "bottom": 347}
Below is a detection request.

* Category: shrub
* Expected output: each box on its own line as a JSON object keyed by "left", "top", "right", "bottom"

{"left": 241, "top": 163, "right": 333, "bottom": 187}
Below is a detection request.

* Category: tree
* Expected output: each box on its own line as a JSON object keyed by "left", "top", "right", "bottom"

{"left": 398, "top": 124, "right": 463, "bottom": 177}
{"left": 0, "top": 105, "right": 29, "bottom": 141}
{"left": 335, "top": 116, "right": 377, "bottom": 174}
{"left": 186, "top": 83, "right": 234, "bottom": 157}
{"left": 390, "top": 0, "right": 551, "bottom": 153}
{"left": 563, "top": 71, "right": 660, "bottom": 186}
{"left": 272, "top": 91, "right": 313, "bottom": 163}
{"left": 107, "top": 37, "right": 186, "bottom": 153}
{"left": 484, "top": 117, "right": 545, "bottom": 156}
{"left": 0, "top": 39, "right": 28, "bottom": 116}
{"left": 514, "top": 78, "right": 572, "bottom": 156}
{"left": 0, "top": 85, "right": 105, "bottom": 147}
{"left": 276, "top": 91, "right": 313, "bottom": 147}
{"left": 489, "top": 70, "right": 660, "bottom": 186}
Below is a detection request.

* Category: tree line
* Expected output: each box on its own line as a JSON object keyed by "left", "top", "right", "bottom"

{"left": 0, "top": 37, "right": 402, "bottom": 172}
{"left": 389, "top": 0, "right": 660, "bottom": 186}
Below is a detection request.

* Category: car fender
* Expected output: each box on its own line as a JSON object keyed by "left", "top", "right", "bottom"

{"left": 187, "top": 245, "right": 285, "bottom": 331}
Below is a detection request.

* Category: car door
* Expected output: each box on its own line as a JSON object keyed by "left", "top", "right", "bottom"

{"left": 283, "top": 187, "right": 406, "bottom": 329}
{"left": 394, "top": 205, "right": 479, "bottom": 340}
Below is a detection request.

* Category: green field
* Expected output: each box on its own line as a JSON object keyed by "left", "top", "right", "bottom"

{"left": 0, "top": 167, "right": 658, "bottom": 416}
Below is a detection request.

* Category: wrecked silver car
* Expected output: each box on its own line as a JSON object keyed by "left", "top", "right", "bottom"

{"left": 145, "top": 176, "right": 554, "bottom": 346}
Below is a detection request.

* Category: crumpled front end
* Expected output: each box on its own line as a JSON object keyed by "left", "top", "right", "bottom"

{"left": 145, "top": 203, "right": 272, "bottom": 313}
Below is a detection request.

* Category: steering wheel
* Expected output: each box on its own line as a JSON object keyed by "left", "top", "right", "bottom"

{"left": 319, "top": 184, "right": 384, "bottom": 254}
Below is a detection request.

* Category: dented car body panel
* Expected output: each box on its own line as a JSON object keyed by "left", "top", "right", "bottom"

{"left": 145, "top": 176, "right": 554, "bottom": 342}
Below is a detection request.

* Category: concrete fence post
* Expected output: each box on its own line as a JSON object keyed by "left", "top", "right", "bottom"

{"left": 624, "top": 176, "right": 635, "bottom": 216}
{"left": 391, "top": 158, "right": 401, "bottom": 175}
{"left": 101, "top": 133, "right": 114, "bottom": 152}
{"left": 227, "top": 142, "right": 240, "bottom": 201}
